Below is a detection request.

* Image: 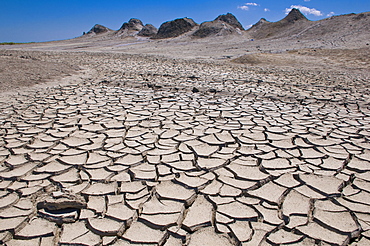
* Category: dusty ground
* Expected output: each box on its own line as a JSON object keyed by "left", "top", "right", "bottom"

{"left": 1, "top": 45, "right": 369, "bottom": 94}
{"left": 0, "top": 50, "right": 79, "bottom": 92}
{"left": 0, "top": 32, "right": 370, "bottom": 245}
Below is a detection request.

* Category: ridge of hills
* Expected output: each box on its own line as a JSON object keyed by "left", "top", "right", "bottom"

{"left": 82, "top": 8, "right": 370, "bottom": 43}
{"left": 2, "top": 8, "right": 369, "bottom": 63}
{"left": 84, "top": 12, "right": 247, "bottom": 39}
{"left": 85, "top": 18, "right": 158, "bottom": 38}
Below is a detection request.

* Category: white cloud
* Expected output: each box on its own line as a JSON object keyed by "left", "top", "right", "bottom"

{"left": 285, "top": 5, "right": 323, "bottom": 16}
{"left": 245, "top": 2, "right": 259, "bottom": 6}
{"left": 327, "top": 11, "right": 335, "bottom": 17}
{"left": 304, "top": 0, "right": 311, "bottom": 2}
{"left": 238, "top": 5, "right": 249, "bottom": 10}
{"left": 238, "top": 2, "right": 259, "bottom": 10}
{"left": 264, "top": 8, "right": 270, "bottom": 12}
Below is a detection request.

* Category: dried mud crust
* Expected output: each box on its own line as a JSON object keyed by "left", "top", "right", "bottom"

{"left": 0, "top": 50, "right": 370, "bottom": 245}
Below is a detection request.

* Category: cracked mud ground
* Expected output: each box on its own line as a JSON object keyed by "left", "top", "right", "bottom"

{"left": 1, "top": 51, "right": 370, "bottom": 246}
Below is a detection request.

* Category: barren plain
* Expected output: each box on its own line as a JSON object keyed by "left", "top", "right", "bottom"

{"left": 0, "top": 10, "right": 370, "bottom": 246}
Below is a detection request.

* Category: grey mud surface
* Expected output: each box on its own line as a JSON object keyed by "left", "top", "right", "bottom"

{"left": 1, "top": 51, "right": 370, "bottom": 245}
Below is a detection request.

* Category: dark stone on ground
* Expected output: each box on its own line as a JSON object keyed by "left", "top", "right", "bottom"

{"left": 192, "top": 87, "right": 200, "bottom": 93}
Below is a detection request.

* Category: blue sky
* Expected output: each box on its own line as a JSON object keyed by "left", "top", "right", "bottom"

{"left": 1, "top": 0, "right": 369, "bottom": 42}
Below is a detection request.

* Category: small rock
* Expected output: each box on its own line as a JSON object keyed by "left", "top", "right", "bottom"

{"left": 192, "top": 87, "right": 200, "bottom": 93}
{"left": 37, "top": 194, "right": 86, "bottom": 211}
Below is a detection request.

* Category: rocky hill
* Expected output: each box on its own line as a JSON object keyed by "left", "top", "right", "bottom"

{"left": 138, "top": 24, "right": 158, "bottom": 37}
{"left": 193, "top": 13, "right": 244, "bottom": 38}
{"left": 248, "top": 18, "right": 271, "bottom": 33}
{"left": 85, "top": 24, "right": 113, "bottom": 35}
{"left": 153, "top": 18, "right": 198, "bottom": 39}
{"left": 247, "top": 8, "right": 370, "bottom": 45}
{"left": 292, "top": 12, "right": 370, "bottom": 45}
{"left": 248, "top": 8, "right": 309, "bottom": 39}
{"left": 116, "top": 18, "right": 144, "bottom": 37}
{"left": 85, "top": 18, "right": 158, "bottom": 38}
{"left": 215, "top": 13, "right": 244, "bottom": 30}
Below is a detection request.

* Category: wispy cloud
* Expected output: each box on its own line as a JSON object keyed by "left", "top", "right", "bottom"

{"left": 245, "top": 2, "right": 259, "bottom": 6}
{"left": 285, "top": 5, "right": 323, "bottom": 16}
{"left": 327, "top": 11, "right": 335, "bottom": 17}
{"left": 304, "top": 0, "right": 311, "bottom": 2}
{"left": 238, "top": 5, "right": 249, "bottom": 10}
{"left": 264, "top": 8, "right": 270, "bottom": 12}
{"left": 238, "top": 2, "right": 259, "bottom": 11}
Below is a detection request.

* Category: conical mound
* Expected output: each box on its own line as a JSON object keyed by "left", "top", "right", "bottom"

{"left": 281, "top": 8, "right": 308, "bottom": 23}
{"left": 154, "top": 18, "right": 197, "bottom": 39}
{"left": 86, "top": 24, "right": 111, "bottom": 35}
{"left": 215, "top": 13, "right": 244, "bottom": 30}
{"left": 248, "top": 8, "right": 309, "bottom": 39}
{"left": 192, "top": 13, "right": 243, "bottom": 38}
